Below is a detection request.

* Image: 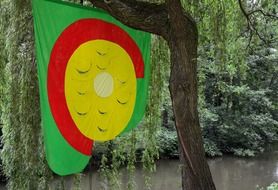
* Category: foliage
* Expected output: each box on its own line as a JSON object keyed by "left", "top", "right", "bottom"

{"left": 156, "top": 128, "right": 179, "bottom": 158}
{"left": 149, "top": 0, "right": 278, "bottom": 157}
{"left": 257, "top": 182, "right": 278, "bottom": 190}
{"left": 0, "top": 0, "right": 52, "bottom": 189}
{"left": 203, "top": 138, "right": 223, "bottom": 157}
{"left": 267, "top": 183, "right": 278, "bottom": 190}
{"left": 181, "top": 0, "right": 278, "bottom": 157}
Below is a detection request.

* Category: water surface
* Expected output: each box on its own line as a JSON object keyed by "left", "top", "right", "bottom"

{"left": 2, "top": 145, "right": 278, "bottom": 190}
{"left": 59, "top": 145, "right": 278, "bottom": 190}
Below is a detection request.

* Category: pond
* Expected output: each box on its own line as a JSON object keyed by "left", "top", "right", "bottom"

{"left": 56, "top": 144, "right": 278, "bottom": 190}
{"left": 209, "top": 150, "right": 278, "bottom": 190}
{"left": 1, "top": 145, "right": 278, "bottom": 190}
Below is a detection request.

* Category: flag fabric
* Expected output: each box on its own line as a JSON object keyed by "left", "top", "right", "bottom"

{"left": 32, "top": 0, "right": 151, "bottom": 175}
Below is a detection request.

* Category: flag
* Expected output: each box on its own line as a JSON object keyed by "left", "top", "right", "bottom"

{"left": 32, "top": 0, "right": 151, "bottom": 175}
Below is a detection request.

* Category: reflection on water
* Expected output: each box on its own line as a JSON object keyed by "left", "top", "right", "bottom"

{"left": 276, "top": 163, "right": 278, "bottom": 178}
{"left": 2, "top": 145, "right": 278, "bottom": 190}
{"left": 209, "top": 154, "right": 278, "bottom": 190}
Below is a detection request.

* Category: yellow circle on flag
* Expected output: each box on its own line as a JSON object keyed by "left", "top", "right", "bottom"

{"left": 65, "top": 40, "right": 137, "bottom": 141}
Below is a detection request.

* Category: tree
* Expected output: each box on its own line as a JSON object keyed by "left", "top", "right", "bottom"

{"left": 89, "top": 0, "right": 216, "bottom": 189}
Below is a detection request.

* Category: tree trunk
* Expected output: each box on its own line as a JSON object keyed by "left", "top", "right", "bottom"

{"left": 89, "top": 0, "right": 216, "bottom": 189}
{"left": 166, "top": 1, "right": 216, "bottom": 189}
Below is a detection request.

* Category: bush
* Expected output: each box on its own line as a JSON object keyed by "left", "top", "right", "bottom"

{"left": 257, "top": 182, "right": 278, "bottom": 190}
{"left": 203, "top": 138, "right": 222, "bottom": 157}
{"left": 156, "top": 128, "right": 179, "bottom": 158}
{"left": 267, "top": 183, "right": 278, "bottom": 190}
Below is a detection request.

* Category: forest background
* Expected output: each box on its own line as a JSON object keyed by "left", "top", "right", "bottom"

{"left": 0, "top": 0, "right": 277, "bottom": 189}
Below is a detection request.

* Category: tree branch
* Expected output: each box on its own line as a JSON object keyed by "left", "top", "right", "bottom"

{"left": 238, "top": 0, "right": 276, "bottom": 48}
{"left": 89, "top": 0, "right": 169, "bottom": 37}
{"left": 165, "top": 0, "right": 197, "bottom": 41}
{"left": 248, "top": 9, "right": 278, "bottom": 19}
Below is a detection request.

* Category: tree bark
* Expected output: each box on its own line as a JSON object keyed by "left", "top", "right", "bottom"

{"left": 89, "top": 0, "right": 216, "bottom": 189}
{"left": 166, "top": 1, "right": 216, "bottom": 189}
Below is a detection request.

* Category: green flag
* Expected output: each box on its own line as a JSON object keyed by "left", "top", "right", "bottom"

{"left": 32, "top": 0, "right": 151, "bottom": 175}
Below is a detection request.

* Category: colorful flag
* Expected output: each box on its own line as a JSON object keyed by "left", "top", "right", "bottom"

{"left": 32, "top": 0, "right": 151, "bottom": 175}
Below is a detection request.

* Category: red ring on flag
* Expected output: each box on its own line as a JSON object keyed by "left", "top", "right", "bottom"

{"left": 48, "top": 18, "right": 144, "bottom": 155}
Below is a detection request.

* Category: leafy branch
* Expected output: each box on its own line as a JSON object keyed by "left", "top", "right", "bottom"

{"left": 238, "top": 0, "right": 277, "bottom": 48}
